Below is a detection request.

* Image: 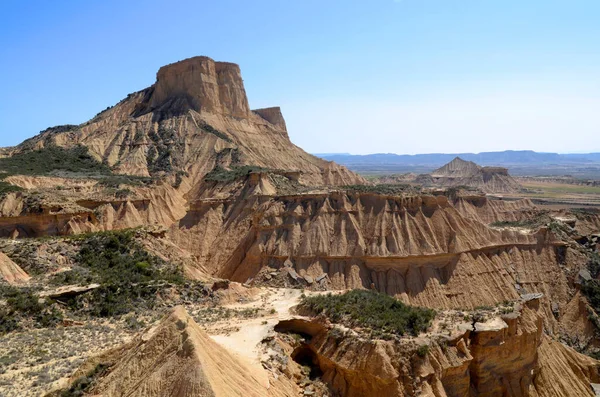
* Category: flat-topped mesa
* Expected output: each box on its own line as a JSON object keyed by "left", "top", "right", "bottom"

{"left": 150, "top": 56, "right": 250, "bottom": 117}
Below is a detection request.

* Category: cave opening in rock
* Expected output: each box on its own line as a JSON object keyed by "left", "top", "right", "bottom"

{"left": 291, "top": 345, "right": 324, "bottom": 380}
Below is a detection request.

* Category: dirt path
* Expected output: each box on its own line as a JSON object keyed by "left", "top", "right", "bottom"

{"left": 209, "top": 288, "right": 303, "bottom": 385}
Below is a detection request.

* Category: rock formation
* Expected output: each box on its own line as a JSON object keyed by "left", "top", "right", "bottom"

{"left": 2, "top": 56, "right": 600, "bottom": 396}
{"left": 429, "top": 157, "right": 522, "bottom": 194}
{"left": 280, "top": 296, "right": 600, "bottom": 397}
{"left": 0, "top": 251, "right": 30, "bottom": 284}
{"left": 14, "top": 56, "right": 363, "bottom": 188}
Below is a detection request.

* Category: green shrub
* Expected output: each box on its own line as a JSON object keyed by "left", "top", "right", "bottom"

{"left": 200, "top": 122, "right": 232, "bottom": 143}
{"left": 416, "top": 344, "right": 430, "bottom": 357}
{"left": 298, "top": 290, "right": 435, "bottom": 337}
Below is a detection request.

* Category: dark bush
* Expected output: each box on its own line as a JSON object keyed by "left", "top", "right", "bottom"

{"left": 298, "top": 290, "right": 435, "bottom": 337}
{"left": 0, "top": 286, "right": 63, "bottom": 334}
{"left": 0, "top": 181, "right": 23, "bottom": 198}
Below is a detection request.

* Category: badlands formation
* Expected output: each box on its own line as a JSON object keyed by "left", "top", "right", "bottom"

{"left": 0, "top": 57, "right": 599, "bottom": 396}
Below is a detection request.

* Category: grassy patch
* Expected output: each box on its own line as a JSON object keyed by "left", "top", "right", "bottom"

{"left": 0, "top": 145, "right": 111, "bottom": 177}
{"left": 298, "top": 290, "right": 435, "bottom": 337}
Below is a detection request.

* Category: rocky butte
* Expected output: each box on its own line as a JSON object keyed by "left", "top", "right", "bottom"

{"left": 426, "top": 156, "right": 523, "bottom": 194}
{"left": 0, "top": 57, "right": 599, "bottom": 396}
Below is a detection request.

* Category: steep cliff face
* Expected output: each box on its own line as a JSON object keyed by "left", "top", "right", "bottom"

{"left": 282, "top": 297, "right": 599, "bottom": 397}
{"left": 12, "top": 56, "right": 364, "bottom": 189}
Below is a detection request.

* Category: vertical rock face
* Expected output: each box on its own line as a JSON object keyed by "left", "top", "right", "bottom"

{"left": 151, "top": 56, "right": 250, "bottom": 117}
{"left": 254, "top": 107, "right": 288, "bottom": 133}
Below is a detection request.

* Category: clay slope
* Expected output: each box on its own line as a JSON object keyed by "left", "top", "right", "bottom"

{"left": 430, "top": 157, "right": 522, "bottom": 194}
{"left": 0, "top": 251, "right": 30, "bottom": 284}
{"left": 12, "top": 56, "right": 363, "bottom": 190}
{"left": 69, "top": 306, "right": 290, "bottom": 397}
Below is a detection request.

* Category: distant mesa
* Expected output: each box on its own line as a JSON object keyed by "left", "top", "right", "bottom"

{"left": 429, "top": 157, "right": 522, "bottom": 194}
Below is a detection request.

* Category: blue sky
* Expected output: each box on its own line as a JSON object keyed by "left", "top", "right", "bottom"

{"left": 1, "top": 0, "right": 599, "bottom": 154}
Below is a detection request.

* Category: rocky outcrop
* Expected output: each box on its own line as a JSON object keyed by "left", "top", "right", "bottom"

{"left": 170, "top": 183, "right": 579, "bottom": 329}
{"left": 453, "top": 195, "right": 537, "bottom": 224}
{"left": 281, "top": 296, "right": 599, "bottom": 396}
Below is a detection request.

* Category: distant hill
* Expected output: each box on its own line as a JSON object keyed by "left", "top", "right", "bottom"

{"left": 316, "top": 150, "right": 600, "bottom": 167}
{"left": 427, "top": 157, "right": 522, "bottom": 194}
{"left": 432, "top": 157, "right": 481, "bottom": 177}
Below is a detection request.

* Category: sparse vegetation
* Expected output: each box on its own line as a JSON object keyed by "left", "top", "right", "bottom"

{"left": 200, "top": 121, "right": 233, "bottom": 143}
{"left": 204, "top": 165, "right": 272, "bottom": 183}
{"left": 0, "top": 286, "right": 63, "bottom": 335}
{"left": 0, "top": 180, "right": 23, "bottom": 198}
{"left": 60, "top": 363, "right": 110, "bottom": 397}
{"left": 342, "top": 184, "right": 418, "bottom": 195}
{"left": 97, "top": 175, "right": 153, "bottom": 188}
{"left": 298, "top": 290, "right": 435, "bottom": 337}
{"left": 580, "top": 253, "right": 600, "bottom": 321}
{"left": 0, "top": 145, "right": 111, "bottom": 177}
{"left": 63, "top": 230, "right": 186, "bottom": 318}
{"left": 489, "top": 218, "right": 547, "bottom": 229}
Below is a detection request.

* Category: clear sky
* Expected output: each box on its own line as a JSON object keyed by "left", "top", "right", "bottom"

{"left": 1, "top": 0, "right": 599, "bottom": 154}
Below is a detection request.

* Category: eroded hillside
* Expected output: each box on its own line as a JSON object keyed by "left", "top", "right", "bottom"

{"left": 1, "top": 56, "right": 600, "bottom": 397}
